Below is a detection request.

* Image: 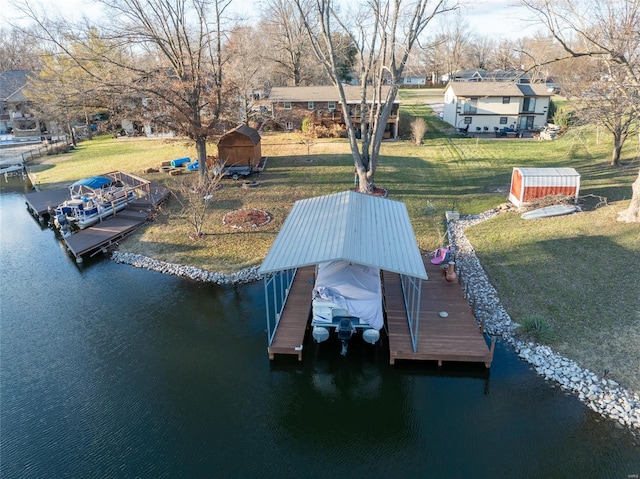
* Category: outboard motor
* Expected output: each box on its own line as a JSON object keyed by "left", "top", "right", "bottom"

{"left": 337, "top": 317, "right": 355, "bottom": 356}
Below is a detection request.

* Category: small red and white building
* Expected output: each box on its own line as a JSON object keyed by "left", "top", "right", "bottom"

{"left": 509, "top": 167, "right": 581, "bottom": 207}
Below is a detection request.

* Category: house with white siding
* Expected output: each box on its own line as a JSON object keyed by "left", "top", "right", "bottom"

{"left": 442, "top": 81, "right": 552, "bottom": 134}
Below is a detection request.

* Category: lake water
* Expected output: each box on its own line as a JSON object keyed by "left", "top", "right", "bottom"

{"left": 1, "top": 178, "right": 639, "bottom": 478}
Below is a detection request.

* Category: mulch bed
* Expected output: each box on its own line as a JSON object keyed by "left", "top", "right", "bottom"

{"left": 222, "top": 208, "right": 271, "bottom": 229}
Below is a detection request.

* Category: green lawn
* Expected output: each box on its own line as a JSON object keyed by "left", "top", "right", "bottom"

{"left": 26, "top": 102, "right": 640, "bottom": 392}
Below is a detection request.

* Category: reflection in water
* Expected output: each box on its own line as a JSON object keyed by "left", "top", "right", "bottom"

{"left": 1, "top": 178, "right": 639, "bottom": 478}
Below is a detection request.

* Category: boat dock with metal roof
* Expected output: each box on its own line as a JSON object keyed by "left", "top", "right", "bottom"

{"left": 258, "top": 190, "right": 494, "bottom": 367}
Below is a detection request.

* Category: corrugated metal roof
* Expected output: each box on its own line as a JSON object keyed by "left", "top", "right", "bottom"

{"left": 516, "top": 167, "right": 580, "bottom": 177}
{"left": 258, "top": 190, "right": 427, "bottom": 279}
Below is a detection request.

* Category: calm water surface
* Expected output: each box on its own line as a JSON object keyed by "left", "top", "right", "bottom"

{"left": 1, "top": 179, "right": 639, "bottom": 478}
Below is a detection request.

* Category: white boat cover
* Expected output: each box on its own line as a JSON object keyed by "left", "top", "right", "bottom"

{"left": 312, "top": 261, "right": 383, "bottom": 330}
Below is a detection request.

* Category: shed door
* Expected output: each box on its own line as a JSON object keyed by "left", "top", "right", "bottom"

{"left": 510, "top": 170, "right": 523, "bottom": 200}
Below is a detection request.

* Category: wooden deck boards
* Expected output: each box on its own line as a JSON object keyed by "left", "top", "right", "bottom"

{"left": 24, "top": 188, "right": 70, "bottom": 217}
{"left": 269, "top": 259, "right": 494, "bottom": 367}
{"left": 268, "top": 266, "right": 315, "bottom": 361}
{"left": 385, "top": 258, "right": 494, "bottom": 367}
{"left": 63, "top": 211, "right": 148, "bottom": 259}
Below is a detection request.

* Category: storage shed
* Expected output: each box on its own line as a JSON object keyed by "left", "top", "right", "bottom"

{"left": 509, "top": 167, "right": 580, "bottom": 207}
{"left": 217, "top": 124, "right": 261, "bottom": 169}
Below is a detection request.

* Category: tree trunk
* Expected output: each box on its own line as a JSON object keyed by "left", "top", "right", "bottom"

{"left": 195, "top": 137, "right": 208, "bottom": 186}
{"left": 355, "top": 166, "right": 372, "bottom": 193}
{"left": 67, "top": 122, "right": 76, "bottom": 146}
{"left": 618, "top": 168, "right": 640, "bottom": 223}
{"left": 610, "top": 132, "right": 623, "bottom": 166}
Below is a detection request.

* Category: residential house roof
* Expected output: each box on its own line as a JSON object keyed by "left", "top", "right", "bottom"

{"left": 268, "top": 85, "right": 399, "bottom": 104}
{"left": 0, "top": 70, "right": 31, "bottom": 103}
{"left": 445, "top": 81, "right": 552, "bottom": 98}
{"left": 257, "top": 190, "right": 427, "bottom": 279}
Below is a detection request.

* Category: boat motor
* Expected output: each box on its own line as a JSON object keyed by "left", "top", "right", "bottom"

{"left": 336, "top": 317, "right": 355, "bottom": 356}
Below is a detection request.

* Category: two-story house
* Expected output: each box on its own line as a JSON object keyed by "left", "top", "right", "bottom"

{"left": 442, "top": 81, "right": 552, "bottom": 133}
{"left": 0, "top": 70, "right": 41, "bottom": 137}
{"left": 268, "top": 85, "right": 400, "bottom": 139}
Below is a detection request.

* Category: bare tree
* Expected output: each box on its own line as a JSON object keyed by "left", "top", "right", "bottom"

{"left": 436, "top": 12, "right": 472, "bottom": 81}
{"left": 468, "top": 35, "right": 495, "bottom": 70}
{"left": 0, "top": 26, "right": 43, "bottom": 71}
{"left": 224, "top": 26, "right": 267, "bottom": 125}
{"left": 295, "top": 0, "right": 456, "bottom": 192}
{"left": 261, "top": 0, "right": 315, "bottom": 86}
{"left": 12, "top": 0, "right": 236, "bottom": 187}
{"left": 174, "top": 169, "right": 225, "bottom": 239}
{"left": 619, "top": 169, "right": 640, "bottom": 223}
{"left": 522, "top": 0, "right": 640, "bottom": 221}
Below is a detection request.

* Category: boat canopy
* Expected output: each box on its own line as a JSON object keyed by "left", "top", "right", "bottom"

{"left": 70, "top": 176, "right": 113, "bottom": 189}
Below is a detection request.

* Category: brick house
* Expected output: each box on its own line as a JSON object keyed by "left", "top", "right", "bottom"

{"left": 268, "top": 85, "right": 400, "bottom": 139}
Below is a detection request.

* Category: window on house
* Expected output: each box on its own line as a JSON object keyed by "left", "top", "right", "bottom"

{"left": 502, "top": 97, "right": 510, "bottom": 104}
{"left": 464, "top": 117, "right": 472, "bottom": 124}
{"left": 500, "top": 117, "right": 508, "bottom": 124}
{"left": 328, "top": 101, "right": 336, "bottom": 110}
{"left": 284, "top": 102, "right": 291, "bottom": 110}
{"left": 463, "top": 98, "right": 477, "bottom": 114}
{"left": 522, "top": 97, "right": 536, "bottom": 112}
{"left": 286, "top": 121, "right": 293, "bottom": 130}
{"left": 308, "top": 101, "right": 314, "bottom": 110}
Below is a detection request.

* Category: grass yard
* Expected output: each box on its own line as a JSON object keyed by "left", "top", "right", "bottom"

{"left": 26, "top": 95, "right": 640, "bottom": 392}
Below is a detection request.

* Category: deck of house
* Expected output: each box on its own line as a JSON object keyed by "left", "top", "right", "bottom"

{"left": 268, "top": 258, "right": 495, "bottom": 367}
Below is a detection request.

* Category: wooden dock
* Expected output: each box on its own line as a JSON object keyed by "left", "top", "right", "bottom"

{"left": 268, "top": 259, "right": 494, "bottom": 368}
{"left": 24, "top": 188, "right": 70, "bottom": 219}
{"left": 23, "top": 172, "right": 170, "bottom": 262}
{"left": 385, "top": 258, "right": 495, "bottom": 367}
{"left": 268, "top": 266, "right": 315, "bottom": 361}
{"left": 62, "top": 209, "right": 149, "bottom": 259}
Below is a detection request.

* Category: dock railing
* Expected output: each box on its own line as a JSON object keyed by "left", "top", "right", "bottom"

{"left": 105, "top": 170, "right": 151, "bottom": 198}
{"left": 400, "top": 274, "right": 423, "bottom": 352}
{"left": 264, "top": 268, "right": 297, "bottom": 346}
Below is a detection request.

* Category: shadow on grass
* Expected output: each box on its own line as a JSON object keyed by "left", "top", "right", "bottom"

{"left": 472, "top": 231, "right": 639, "bottom": 334}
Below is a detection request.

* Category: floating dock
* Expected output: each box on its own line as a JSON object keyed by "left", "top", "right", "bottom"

{"left": 24, "top": 171, "right": 170, "bottom": 262}
{"left": 268, "top": 258, "right": 495, "bottom": 367}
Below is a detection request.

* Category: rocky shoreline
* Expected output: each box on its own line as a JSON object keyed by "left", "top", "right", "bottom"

{"left": 111, "top": 251, "right": 262, "bottom": 284}
{"left": 450, "top": 210, "right": 639, "bottom": 433}
{"left": 111, "top": 211, "right": 639, "bottom": 432}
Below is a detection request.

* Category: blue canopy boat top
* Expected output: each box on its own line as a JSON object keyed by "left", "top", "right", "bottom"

{"left": 69, "top": 176, "right": 119, "bottom": 196}
{"left": 70, "top": 176, "right": 114, "bottom": 189}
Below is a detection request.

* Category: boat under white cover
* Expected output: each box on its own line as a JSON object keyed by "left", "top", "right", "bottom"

{"left": 312, "top": 260, "right": 384, "bottom": 331}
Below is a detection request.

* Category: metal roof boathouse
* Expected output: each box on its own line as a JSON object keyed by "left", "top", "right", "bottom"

{"left": 258, "top": 190, "right": 427, "bottom": 361}
{"left": 258, "top": 190, "right": 495, "bottom": 367}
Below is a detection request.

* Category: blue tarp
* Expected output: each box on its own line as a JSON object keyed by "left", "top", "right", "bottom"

{"left": 70, "top": 176, "right": 113, "bottom": 189}
{"left": 186, "top": 162, "right": 199, "bottom": 171}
